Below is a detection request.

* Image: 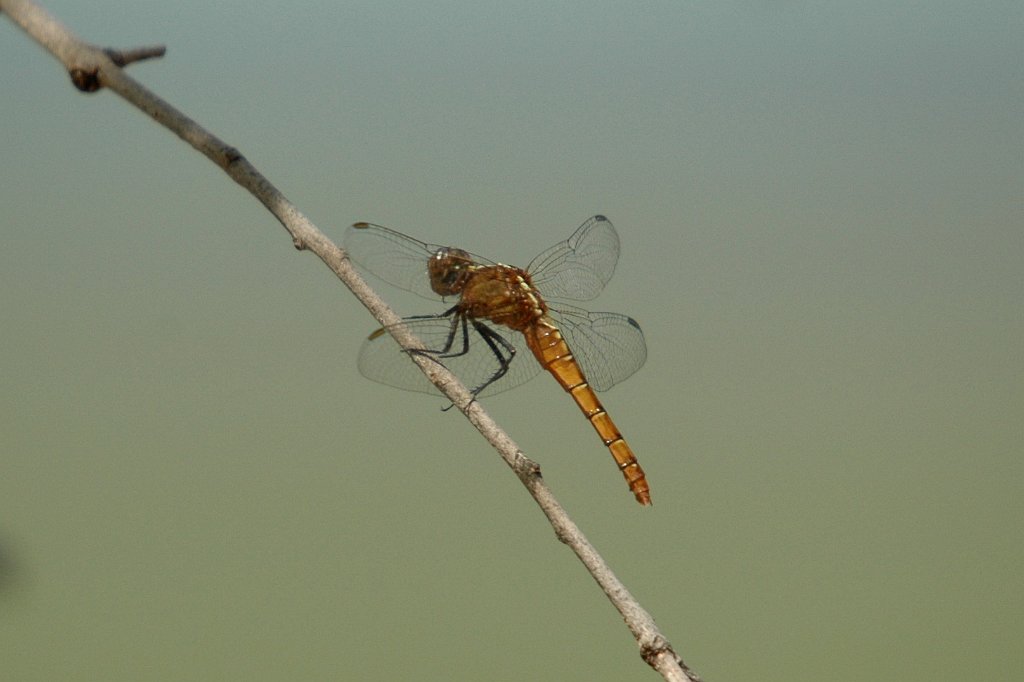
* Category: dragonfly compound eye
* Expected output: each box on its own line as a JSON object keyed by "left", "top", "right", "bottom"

{"left": 429, "top": 249, "right": 472, "bottom": 295}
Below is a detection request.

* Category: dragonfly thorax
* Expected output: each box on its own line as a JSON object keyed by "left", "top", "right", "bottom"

{"left": 457, "top": 265, "right": 548, "bottom": 331}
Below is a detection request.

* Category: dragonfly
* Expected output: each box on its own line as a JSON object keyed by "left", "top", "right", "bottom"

{"left": 343, "top": 215, "right": 651, "bottom": 505}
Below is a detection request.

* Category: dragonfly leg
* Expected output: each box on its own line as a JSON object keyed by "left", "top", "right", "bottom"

{"left": 467, "top": 321, "right": 516, "bottom": 396}
{"left": 438, "top": 314, "right": 471, "bottom": 359}
{"left": 403, "top": 304, "right": 459, "bottom": 325}
{"left": 403, "top": 307, "right": 466, "bottom": 358}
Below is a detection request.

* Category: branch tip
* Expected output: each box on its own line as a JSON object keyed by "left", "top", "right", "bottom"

{"left": 103, "top": 45, "right": 166, "bottom": 67}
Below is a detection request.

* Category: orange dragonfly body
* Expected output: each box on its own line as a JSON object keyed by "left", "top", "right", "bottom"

{"left": 344, "top": 216, "right": 650, "bottom": 505}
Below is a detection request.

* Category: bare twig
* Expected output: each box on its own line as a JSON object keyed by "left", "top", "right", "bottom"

{"left": 103, "top": 44, "right": 165, "bottom": 67}
{"left": 1, "top": 1, "right": 699, "bottom": 679}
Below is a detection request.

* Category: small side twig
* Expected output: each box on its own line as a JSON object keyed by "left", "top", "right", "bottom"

{"left": 68, "top": 46, "right": 166, "bottom": 92}
{"left": 103, "top": 44, "right": 165, "bottom": 67}
{"left": 1, "top": 1, "right": 701, "bottom": 679}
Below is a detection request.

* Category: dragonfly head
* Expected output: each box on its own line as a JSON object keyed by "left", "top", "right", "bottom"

{"left": 429, "top": 247, "right": 475, "bottom": 296}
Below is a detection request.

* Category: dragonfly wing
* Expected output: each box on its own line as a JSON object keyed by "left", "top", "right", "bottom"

{"left": 344, "top": 222, "right": 443, "bottom": 300}
{"left": 357, "top": 317, "right": 543, "bottom": 397}
{"left": 550, "top": 305, "right": 647, "bottom": 392}
{"left": 527, "top": 215, "right": 620, "bottom": 301}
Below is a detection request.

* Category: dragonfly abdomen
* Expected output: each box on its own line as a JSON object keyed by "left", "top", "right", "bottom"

{"left": 524, "top": 319, "right": 652, "bottom": 505}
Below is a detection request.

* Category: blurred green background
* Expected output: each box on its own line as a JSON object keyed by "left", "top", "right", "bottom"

{"left": 2, "top": 1, "right": 1021, "bottom": 680}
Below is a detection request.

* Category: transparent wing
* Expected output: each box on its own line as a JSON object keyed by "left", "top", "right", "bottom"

{"left": 343, "top": 222, "right": 443, "bottom": 300}
{"left": 357, "top": 317, "right": 543, "bottom": 397}
{"left": 549, "top": 305, "right": 647, "bottom": 391}
{"left": 526, "top": 215, "right": 620, "bottom": 301}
